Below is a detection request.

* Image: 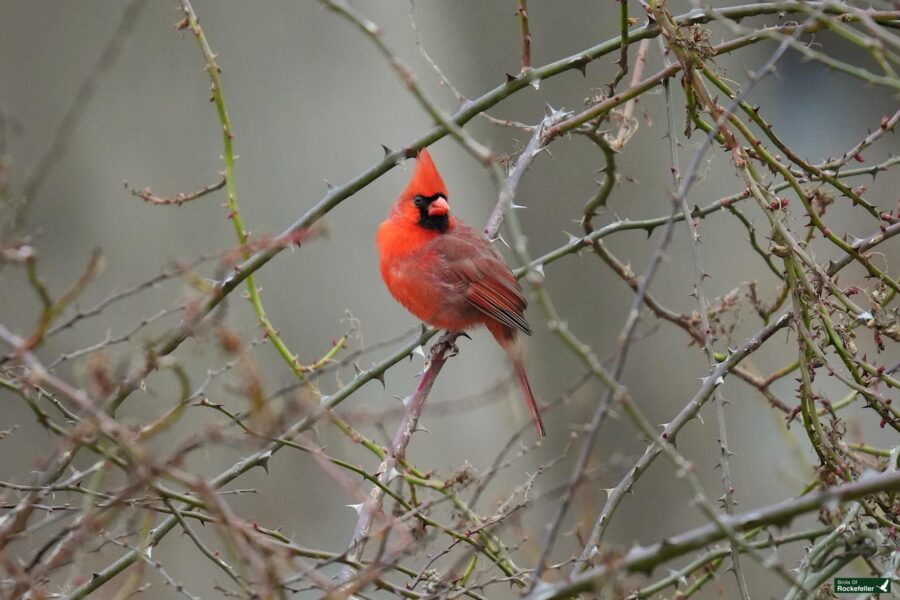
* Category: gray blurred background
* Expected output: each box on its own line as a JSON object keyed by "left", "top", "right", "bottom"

{"left": 1, "top": 1, "right": 897, "bottom": 598}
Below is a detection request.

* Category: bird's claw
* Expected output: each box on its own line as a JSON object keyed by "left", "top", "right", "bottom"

{"left": 445, "top": 332, "right": 471, "bottom": 357}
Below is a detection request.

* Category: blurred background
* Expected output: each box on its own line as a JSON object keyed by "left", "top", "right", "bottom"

{"left": 1, "top": 1, "right": 897, "bottom": 598}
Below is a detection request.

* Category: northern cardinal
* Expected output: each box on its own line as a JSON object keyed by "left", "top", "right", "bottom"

{"left": 376, "top": 149, "right": 545, "bottom": 437}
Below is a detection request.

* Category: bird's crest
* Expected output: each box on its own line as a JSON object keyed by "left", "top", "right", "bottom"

{"left": 404, "top": 149, "right": 447, "bottom": 199}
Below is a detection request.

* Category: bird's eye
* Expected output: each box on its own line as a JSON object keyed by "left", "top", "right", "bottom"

{"left": 413, "top": 195, "right": 426, "bottom": 208}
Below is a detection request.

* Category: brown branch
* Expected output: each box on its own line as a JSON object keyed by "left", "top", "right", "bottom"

{"left": 337, "top": 333, "right": 455, "bottom": 587}
{"left": 123, "top": 176, "right": 226, "bottom": 206}
{"left": 517, "top": 0, "right": 532, "bottom": 73}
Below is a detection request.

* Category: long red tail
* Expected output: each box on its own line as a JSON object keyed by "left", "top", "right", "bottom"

{"left": 513, "top": 360, "right": 546, "bottom": 437}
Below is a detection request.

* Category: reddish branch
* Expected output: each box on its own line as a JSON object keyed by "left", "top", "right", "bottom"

{"left": 338, "top": 333, "right": 455, "bottom": 586}
{"left": 517, "top": 0, "right": 532, "bottom": 73}
{"left": 123, "top": 176, "right": 226, "bottom": 206}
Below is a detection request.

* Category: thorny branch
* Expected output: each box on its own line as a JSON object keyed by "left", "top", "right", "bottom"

{"left": 2, "top": 2, "right": 899, "bottom": 599}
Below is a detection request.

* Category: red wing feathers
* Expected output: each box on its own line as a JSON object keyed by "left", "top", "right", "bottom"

{"left": 432, "top": 228, "right": 532, "bottom": 336}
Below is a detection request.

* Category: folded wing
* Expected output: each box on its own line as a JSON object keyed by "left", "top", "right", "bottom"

{"left": 433, "top": 227, "right": 532, "bottom": 336}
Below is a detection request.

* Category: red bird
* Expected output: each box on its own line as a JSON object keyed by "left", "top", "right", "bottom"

{"left": 376, "top": 149, "right": 545, "bottom": 437}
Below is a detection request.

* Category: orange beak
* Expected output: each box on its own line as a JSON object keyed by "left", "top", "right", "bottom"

{"left": 428, "top": 197, "right": 450, "bottom": 217}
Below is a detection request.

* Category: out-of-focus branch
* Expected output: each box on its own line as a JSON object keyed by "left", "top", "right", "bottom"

{"left": 20, "top": 249, "right": 103, "bottom": 351}
{"left": 526, "top": 469, "right": 900, "bottom": 600}
{"left": 322, "top": 0, "right": 495, "bottom": 168}
{"left": 17, "top": 0, "right": 149, "bottom": 228}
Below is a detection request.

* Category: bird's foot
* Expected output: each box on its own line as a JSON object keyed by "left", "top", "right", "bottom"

{"left": 442, "top": 331, "right": 470, "bottom": 358}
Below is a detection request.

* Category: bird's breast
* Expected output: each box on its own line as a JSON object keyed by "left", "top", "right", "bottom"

{"left": 377, "top": 220, "right": 440, "bottom": 322}
{"left": 376, "top": 219, "right": 483, "bottom": 331}
{"left": 381, "top": 259, "right": 441, "bottom": 321}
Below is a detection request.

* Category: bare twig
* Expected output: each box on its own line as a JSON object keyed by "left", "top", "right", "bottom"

{"left": 123, "top": 176, "right": 226, "bottom": 206}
